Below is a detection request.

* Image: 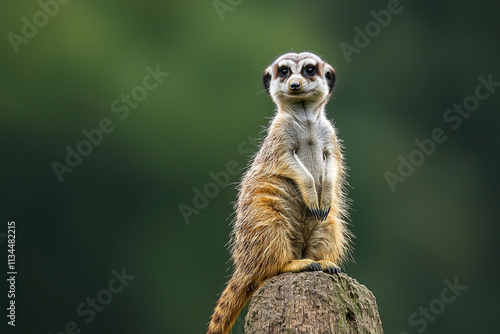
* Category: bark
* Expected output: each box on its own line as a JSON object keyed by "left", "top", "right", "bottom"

{"left": 245, "top": 271, "right": 383, "bottom": 334}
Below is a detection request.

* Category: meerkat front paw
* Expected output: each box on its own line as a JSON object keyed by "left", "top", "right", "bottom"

{"left": 318, "top": 189, "right": 332, "bottom": 221}
{"left": 318, "top": 204, "right": 331, "bottom": 222}
{"left": 317, "top": 260, "right": 341, "bottom": 274}
{"left": 302, "top": 187, "right": 321, "bottom": 220}
{"left": 310, "top": 207, "right": 322, "bottom": 221}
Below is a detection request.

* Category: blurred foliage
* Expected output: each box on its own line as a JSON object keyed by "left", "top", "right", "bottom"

{"left": 1, "top": 1, "right": 499, "bottom": 333}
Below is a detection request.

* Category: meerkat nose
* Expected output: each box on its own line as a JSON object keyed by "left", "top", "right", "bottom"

{"left": 289, "top": 82, "right": 301, "bottom": 91}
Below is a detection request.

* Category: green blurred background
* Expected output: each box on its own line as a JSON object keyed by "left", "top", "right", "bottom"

{"left": 1, "top": 1, "right": 499, "bottom": 333}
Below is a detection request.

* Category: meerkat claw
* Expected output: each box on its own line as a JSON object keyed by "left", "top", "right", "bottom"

{"left": 321, "top": 207, "right": 331, "bottom": 221}
{"left": 310, "top": 208, "right": 320, "bottom": 220}
{"left": 325, "top": 265, "right": 341, "bottom": 274}
{"left": 306, "top": 262, "right": 323, "bottom": 271}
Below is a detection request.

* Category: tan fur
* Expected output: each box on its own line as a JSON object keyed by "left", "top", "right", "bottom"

{"left": 207, "top": 52, "right": 352, "bottom": 334}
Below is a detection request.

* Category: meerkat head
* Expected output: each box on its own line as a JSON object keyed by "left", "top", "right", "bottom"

{"left": 263, "top": 52, "right": 336, "bottom": 108}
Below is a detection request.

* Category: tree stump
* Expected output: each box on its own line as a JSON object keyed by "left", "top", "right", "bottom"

{"left": 244, "top": 271, "right": 383, "bottom": 334}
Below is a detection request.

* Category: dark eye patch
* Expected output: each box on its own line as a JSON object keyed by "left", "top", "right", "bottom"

{"left": 278, "top": 66, "right": 290, "bottom": 78}
{"left": 303, "top": 65, "right": 317, "bottom": 76}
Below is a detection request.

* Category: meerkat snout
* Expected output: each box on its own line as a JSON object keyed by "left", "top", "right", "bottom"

{"left": 289, "top": 81, "right": 301, "bottom": 91}
{"left": 288, "top": 79, "right": 303, "bottom": 93}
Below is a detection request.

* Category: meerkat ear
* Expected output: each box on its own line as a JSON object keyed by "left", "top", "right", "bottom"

{"left": 263, "top": 67, "right": 272, "bottom": 94}
{"left": 324, "top": 65, "right": 336, "bottom": 93}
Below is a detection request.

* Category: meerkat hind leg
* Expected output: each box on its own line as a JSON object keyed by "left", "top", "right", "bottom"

{"left": 316, "top": 260, "right": 341, "bottom": 274}
{"left": 281, "top": 259, "right": 322, "bottom": 273}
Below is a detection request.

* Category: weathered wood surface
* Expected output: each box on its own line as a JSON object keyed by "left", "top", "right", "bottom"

{"left": 245, "top": 271, "right": 383, "bottom": 334}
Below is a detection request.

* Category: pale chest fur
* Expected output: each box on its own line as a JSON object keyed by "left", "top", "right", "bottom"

{"left": 264, "top": 113, "right": 338, "bottom": 185}
{"left": 292, "top": 119, "right": 335, "bottom": 183}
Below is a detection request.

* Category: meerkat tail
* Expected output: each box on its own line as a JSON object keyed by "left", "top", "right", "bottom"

{"left": 207, "top": 276, "right": 258, "bottom": 334}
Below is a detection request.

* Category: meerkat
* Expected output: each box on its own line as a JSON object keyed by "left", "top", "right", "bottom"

{"left": 207, "top": 52, "right": 352, "bottom": 334}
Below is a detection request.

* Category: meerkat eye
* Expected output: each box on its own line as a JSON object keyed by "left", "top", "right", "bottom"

{"left": 303, "top": 65, "right": 316, "bottom": 76}
{"left": 278, "top": 66, "right": 290, "bottom": 78}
